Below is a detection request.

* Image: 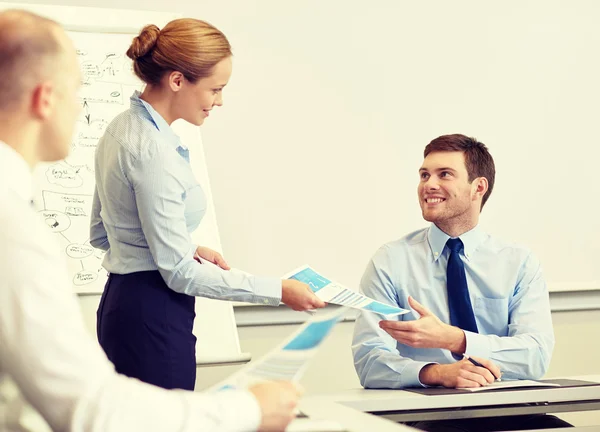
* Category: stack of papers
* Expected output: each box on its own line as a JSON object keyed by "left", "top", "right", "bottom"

{"left": 461, "top": 380, "right": 561, "bottom": 392}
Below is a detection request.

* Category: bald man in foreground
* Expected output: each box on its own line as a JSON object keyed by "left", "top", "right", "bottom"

{"left": 0, "top": 9, "right": 299, "bottom": 432}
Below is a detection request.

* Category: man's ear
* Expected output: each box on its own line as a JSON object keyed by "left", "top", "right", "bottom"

{"left": 167, "top": 71, "right": 184, "bottom": 92}
{"left": 472, "top": 177, "right": 488, "bottom": 201}
{"left": 31, "top": 82, "right": 55, "bottom": 120}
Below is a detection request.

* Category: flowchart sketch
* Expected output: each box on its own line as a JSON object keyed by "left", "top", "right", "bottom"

{"left": 38, "top": 191, "right": 106, "bottom": 293}
{"left": 31, "top": 31, "right": 143, "bottom": 294}
{"left": 31, "top": 30, "right": 220, "bottom": 294}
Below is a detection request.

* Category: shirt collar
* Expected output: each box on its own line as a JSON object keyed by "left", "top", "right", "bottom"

{"left": 130, "top": 90, "right": 187, "bottom": 150}
{"left": 427, "top": 223, "right": 486, "bottom": 262}
{"left": 0, "top": 140, "right": 32, "bottom": 203}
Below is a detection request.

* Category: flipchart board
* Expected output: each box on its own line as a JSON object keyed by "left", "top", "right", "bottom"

{"left": 0, "top": 2, "right": 249, "bottom": 366}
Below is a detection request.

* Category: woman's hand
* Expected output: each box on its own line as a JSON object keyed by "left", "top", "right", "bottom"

{"left": 194, "top": 246, "right": 230, "bottom": 270}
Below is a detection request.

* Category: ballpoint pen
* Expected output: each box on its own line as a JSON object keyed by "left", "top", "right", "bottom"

{"left": 463, "top": 354, "right": 501, "bottom": 381}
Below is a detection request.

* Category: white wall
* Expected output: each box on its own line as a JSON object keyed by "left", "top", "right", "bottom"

{"left": 194, "top": 0, "right": 600, "bottom": 290}
{"left": 10, "top": 0, "right": 600, "bottom": 291}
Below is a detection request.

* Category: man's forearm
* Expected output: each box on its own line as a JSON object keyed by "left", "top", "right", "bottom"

{"left": 419, "top": 364, "right": 443, "bottom": 386}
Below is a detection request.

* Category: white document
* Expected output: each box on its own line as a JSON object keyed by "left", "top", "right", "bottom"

{"left": 284, "top": 265, "right": 409, "bottom": 318}
{"left": 209, "top": 307, "right": 347, "bottom": 391}
{"left": 462, "top": 380, "right": 560, "bottom": 392}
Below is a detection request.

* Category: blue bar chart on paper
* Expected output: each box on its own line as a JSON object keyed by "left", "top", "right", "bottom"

{"left": 210, "top": 307, "right": 347, "bottom": 391}
{"left": 285, "top": 265, "right": 409, "bottom": 317}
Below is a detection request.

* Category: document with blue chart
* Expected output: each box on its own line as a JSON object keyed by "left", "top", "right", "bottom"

{"left": 209, "top": 307, "right": 347, "bottom": 391}
{"left": 285, "top": 265, "right": 409, "bottom": 317}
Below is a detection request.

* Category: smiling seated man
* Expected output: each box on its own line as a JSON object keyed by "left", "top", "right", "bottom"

{"left": 351, "top": 134, "right": 572, "bottom": 431}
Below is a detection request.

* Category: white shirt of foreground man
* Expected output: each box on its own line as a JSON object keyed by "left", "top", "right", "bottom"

{"left": 0, "top": 140, "right": 269, "bottom": 431}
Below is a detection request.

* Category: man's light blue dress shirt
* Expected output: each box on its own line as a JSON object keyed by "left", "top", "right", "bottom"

{"left": 352, "top": 223, "right": 554, "bottom": 388}
{"left": 90, "top": 91, "right": 280, "bottom": 305}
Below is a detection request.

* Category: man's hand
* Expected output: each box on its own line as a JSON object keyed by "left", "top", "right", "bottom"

{"left": 194, "top": 246, "right": 230, "bottom": 270}
{"left": 281, "top": 279, "right": 326, "bottom": 311}
{"left": 419, "top": 357, "right": 502, "bottom": 388}
{"left": 378, "top": 296, "right": 465, "bottom": 352}
{"left": 249, "top": 381, "right": 302, "bottom": 432}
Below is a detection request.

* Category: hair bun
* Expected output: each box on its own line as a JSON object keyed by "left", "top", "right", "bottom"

{"left": 127, "top": 24, "right": 160, "bottom": 60}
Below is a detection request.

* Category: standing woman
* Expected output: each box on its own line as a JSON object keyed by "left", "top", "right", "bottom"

{"left": 90, "top": 18, "right": 324, "bottom": 391}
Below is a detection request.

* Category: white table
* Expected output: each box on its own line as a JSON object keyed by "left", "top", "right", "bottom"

{"left": 288, "top": 399, "right": 418, "bottom": 432}
{"left": 303, "top": 375, "right": 600, "bottom": 423}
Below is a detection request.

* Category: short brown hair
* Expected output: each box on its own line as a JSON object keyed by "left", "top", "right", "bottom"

{"left": 127, "top": 18, "right": 232, "bottom": 86}
{"left": 0, "top": 10, "right": 63, "bottom": 110}
{"left": 424, "top": 134, "right": 496, "bottom": 208}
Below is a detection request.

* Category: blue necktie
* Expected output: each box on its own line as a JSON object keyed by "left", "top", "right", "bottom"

{"left": 176, "top": 146, "right": 190, "bottom": 164}
{"left": 446, "top": 238, "right": 478, "bottom": 333}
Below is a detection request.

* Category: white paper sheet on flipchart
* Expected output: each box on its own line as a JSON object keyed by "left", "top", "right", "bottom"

{"left": 283, "top": 265, "right": 409, "bottom": 318}
{"left": 461, "top": 380, "right": 560, "bottom": 392}
{"left": 208, "top": 306, "right": 348, "bottom": 392}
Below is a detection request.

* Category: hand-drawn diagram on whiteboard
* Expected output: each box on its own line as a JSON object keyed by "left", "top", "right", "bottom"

{"left": 33, "top": 32, "right": 143, "bottom": 294}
